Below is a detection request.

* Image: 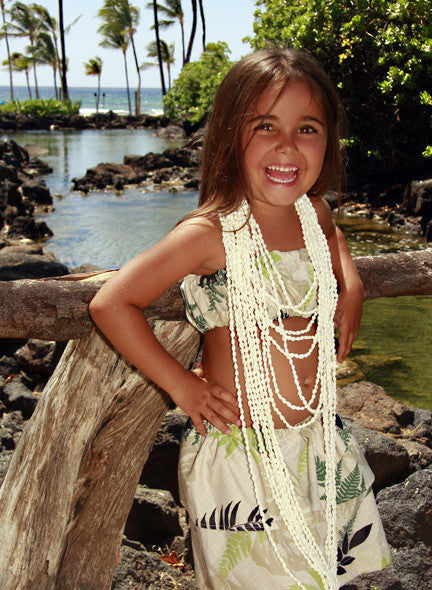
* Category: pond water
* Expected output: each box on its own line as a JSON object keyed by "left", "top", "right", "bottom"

{"left": 3, "top": 129, "right": 432, "bottom": 410}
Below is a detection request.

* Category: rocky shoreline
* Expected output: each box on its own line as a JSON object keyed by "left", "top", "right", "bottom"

{"left": 0, "top": 111, "right": 174, "bottom": 133}
{"left": 1, "top": 131, "right": 432, "bottom": 587}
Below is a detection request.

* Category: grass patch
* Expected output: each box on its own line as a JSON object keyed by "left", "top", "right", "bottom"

{"left": 0, "top": 98, "right": 81, "bottom": 116}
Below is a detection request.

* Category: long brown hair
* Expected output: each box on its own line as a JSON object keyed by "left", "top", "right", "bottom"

{"left": 185, "top": 48, "right": 345, "bottom": 221}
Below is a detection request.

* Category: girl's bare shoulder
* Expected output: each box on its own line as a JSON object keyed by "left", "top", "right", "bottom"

{"left": 174, "top": 214, "right": 226, "bottom": 273}
{"left": 308, "top": 196, "right": 336, "bottom": 238}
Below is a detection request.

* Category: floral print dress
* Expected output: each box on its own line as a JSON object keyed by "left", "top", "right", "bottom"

{"left": 178, "top": 417, "right": 391, "bottom": 589}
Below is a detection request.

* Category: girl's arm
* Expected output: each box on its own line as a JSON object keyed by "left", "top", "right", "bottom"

{"left": 327, "top": 225, "right": 364, "bottom": 362}
{"left": 89, "top": 218, "right": 239, "bottom": 436}
{"left": 311, "top": 197, "right": 364, "bottom": 362}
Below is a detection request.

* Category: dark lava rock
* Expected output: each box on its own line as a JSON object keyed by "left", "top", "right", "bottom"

{"left": 26, "top": 156, "right": 53, "bottom": 175}
{"left": 140, "top": 410, "right": 188, "bottom": 503}
{"left": 6, "top": 216, "right": 53, "bottom": 241}
{"left": 0, "top": 179, "right": 24, "bottom": 209}
{"left": 14, "top": 339, "right": 66, "bottom": 377}
{"left": 0, "top": 139, "right": 29, "bottom": 166}
{"left": 72, "top": 162, "right": 147, "bottom": 193}
{"left": 0, "top": 244, "right": 69, "bottom": 280}
{"left": 402, "top": 178, "right": 432, "bottom": 235}
{"left": 344, "top": 419, "right": 410, "bottom": 492}
{"left": 390, "top": 542, "right": 432, "bottom": 590}
{"left": 21, "top": 178, "right": 53, "bottom": 205}
{"left": 157, "top": 124, "right": 186, "bottom": 140}
{"left": 375, "top": 467, "right": 432, "bottom": 589}
{"left": 1, "top": 374, "right": 38, "bottom": 419}
{"left": 124, "top": 486, "right": 183, "bottom": 546}
{"left": 0, "top": 354, "right": 21, "bottom": 377}
{"left": 0, "top": 162, "right": 19, "bottom": 184}
{"left": 376, "top": 466, "right": 432, "bottom": 549}
{"left": 340, "top": 565, "right": 403, "bottom": 590}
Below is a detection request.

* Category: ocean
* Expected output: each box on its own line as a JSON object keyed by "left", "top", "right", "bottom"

{"left": 0, "top": 85, "right": 164, "bottom": 116}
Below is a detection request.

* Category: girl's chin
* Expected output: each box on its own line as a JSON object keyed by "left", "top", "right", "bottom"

{"left": 251, "top": 192, "right": 305, "bottom": 209}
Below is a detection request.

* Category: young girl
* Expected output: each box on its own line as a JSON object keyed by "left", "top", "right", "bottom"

{"left": 90, "top": 49, "right": 391, "bottom": 589}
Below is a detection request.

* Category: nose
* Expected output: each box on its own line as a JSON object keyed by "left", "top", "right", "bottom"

{"left": 275, "top": 129, "right": 297, "bottom": 154}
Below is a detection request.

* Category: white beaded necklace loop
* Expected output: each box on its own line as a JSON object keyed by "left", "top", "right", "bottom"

{"left": 220, "top": 195, "right": 339, "bottom": 589}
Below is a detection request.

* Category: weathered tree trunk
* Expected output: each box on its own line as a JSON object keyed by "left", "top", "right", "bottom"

{"left": 0, "top": 320, "right": 200, "bottom": 590}
{"left": 0, "top": 250, "right": 431, "bottom": 341}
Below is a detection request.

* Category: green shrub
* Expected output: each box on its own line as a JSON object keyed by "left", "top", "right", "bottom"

{"left": 0, "top": 98, "right": 81, "bottom": 116}
{"left": 163, "top": 42, "right": 233, "bottom": 124}
{"left": 247, "top": 0, "right": 432, "bottom": 185}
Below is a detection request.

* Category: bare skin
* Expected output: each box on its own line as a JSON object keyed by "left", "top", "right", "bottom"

{"left": 90, "top": 198, "right": 363, "bottom": 436}
{"left": 90, "top": 81, "right": 363, "bottom": 437}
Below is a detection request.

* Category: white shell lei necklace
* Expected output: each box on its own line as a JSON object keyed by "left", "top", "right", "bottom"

{"left": 220, "top": 195, "right": 339, "bottom": 589}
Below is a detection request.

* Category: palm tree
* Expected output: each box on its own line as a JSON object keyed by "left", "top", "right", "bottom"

{"left": 8, "top": 2, "right": 48, "bottom": 98}
{"left": 198, "top": 0, "right": 205, "bottom": 52}
{"left": 151, "top": 0, "right": 166, "bottom": 96}
{"left": 84, "top": 56, "right": 103, "bottom": 112}
{"left": 98, "top": 23, "right": 132, "bottom": 114}
{"left": 2, "top": 51, "right": 32, "bottom": 98}
{"left": 185, "top": 0, "right": 197, "bottom": 64}
{"left": 58, "top": 0, "right": 69, "bottom": 100}
{"left": 31, "top": 30, "right": 59, "bottom": 98}
{"left": 98, "top": 0, "right": 141, "bottom": 115}
{"left": 1, "top": 0, "right": 14, "bottom": 100}
{"left": 147, "top": 0, "right": 185, "bottom": 66}
{"left": 143, "top": 39, "right": 174, "bottom": 89}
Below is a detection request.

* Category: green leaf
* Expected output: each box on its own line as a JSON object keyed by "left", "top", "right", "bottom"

{"left": 315, "top": 456, "right": 326, "bottom": 485}
{"left": 297, "top": 442, "right": 309, "bottom": 479}
{"left": 218, "top": 531, "right": 253, "bottom": 578}
{"left": 336, "top": 463, "right": 367, "bottom": 504}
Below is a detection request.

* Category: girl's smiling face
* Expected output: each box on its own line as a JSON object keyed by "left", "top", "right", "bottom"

{"left": 242, "top": 81, "right": 327, "bottom": 211}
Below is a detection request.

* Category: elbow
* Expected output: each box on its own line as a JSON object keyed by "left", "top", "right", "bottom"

{"left": 89, "top": 291, "right": 110, "bottom": 327}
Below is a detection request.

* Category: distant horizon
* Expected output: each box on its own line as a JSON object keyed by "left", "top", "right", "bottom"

{"left": 0, "top": 85, "right": 162, "bottom": 92}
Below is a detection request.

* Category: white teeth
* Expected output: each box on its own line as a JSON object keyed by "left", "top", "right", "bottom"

{"left": 265, "top": 165, "right": 298, "bottom": 184}
{"left": 266, "top": 165, "right": 298, "bottom": 172}
{"left": 266, "top": 174, "right": 296, "bottom": 184}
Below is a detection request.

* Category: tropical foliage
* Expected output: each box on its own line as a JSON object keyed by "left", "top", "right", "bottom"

{"left": 98, "top": 23, "right": 132, "bottom": 113}
{"left": 84, "top": 56, "right": 103, "bottom": 112}
{"left": 248, "top": 0, "right": 432, "bottom": 184}
{"left": 1, "top": 0, "right": 209, "bottom": 114}
{"left": 0, "top": 97, "right": 80, "bottom": 115}
{"left": 143, "top": 39, "right": 175, "bottom": 89}
{"left": 7, "top": 1, "right": 48, "bottom": 98}
{"left": 163, "top": 41, "right": 232, "bottom": 123}
{"left": 2, "top": 51, "right": 32, "bottom": 97}
{"left": 97, "top": 0, "right": 141, "bottom": 113}
{"left": 1, "top": 1, "right": 78, "bottom": 101}
{"left": 149, "top": 0, "right": 185, "bottom": 64}
{"left": 1, "top": 0, "right": 14, "bottom": 100}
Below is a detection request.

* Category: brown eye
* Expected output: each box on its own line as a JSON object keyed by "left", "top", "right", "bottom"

{"left": 298, "top": 125, "right": 316, "bottom": 134}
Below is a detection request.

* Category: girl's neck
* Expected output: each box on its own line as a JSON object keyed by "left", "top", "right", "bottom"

{"left": 250, "top": 201, "right": 305, "bottom": 252}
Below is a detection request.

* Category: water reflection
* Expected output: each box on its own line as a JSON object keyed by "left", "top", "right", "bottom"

{"left": 338, "top": 215, "right": 427, "bottom": 256}
{"left": 40, "top": 189, "right": 198, "bottom": 269}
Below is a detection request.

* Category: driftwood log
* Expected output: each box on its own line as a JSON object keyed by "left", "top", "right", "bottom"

{"left": 0, "top": 321, "right": 200, "bottom": 590}
{"left": 0, "top": 250, "right": 431, "bottom": 341}
{"left": 0, "top": 249, "right": 431, "bottom": 589}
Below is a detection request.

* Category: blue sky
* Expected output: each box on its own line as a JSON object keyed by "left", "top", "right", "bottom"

{"left": 1, "top": 0, "right": 258, "bottom": 89}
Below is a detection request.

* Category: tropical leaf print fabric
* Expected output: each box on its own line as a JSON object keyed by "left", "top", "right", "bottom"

{"left": 178, "top": 418, "right": 391, "bottom": 589}
{"left": 180, "top": 249, "right": 317, "bottom": 333}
